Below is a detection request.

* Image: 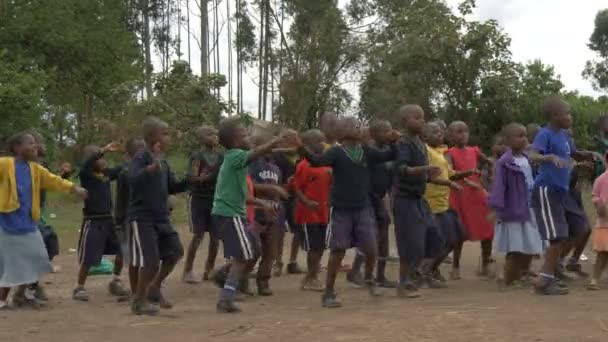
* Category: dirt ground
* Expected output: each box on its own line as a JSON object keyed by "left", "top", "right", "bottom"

{"left": 1, "top": 227, "right": 607, "bottom": 342}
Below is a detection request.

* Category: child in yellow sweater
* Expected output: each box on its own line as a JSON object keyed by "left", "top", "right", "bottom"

{"left": 0, "top": 132, "right": 86, "bottom": 310}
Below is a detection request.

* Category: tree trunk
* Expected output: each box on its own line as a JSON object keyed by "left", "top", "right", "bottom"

{"left": 257, "top": 0, "right": 265, "bottom": 119}
{"left": 141, "top": 0, "right": 153, "bottom": 97}
{"left": 187, "top": 0, "right": 191, "bottom": 65}
{"left": 226, "top": 0, "right": 233, "bottom": 115}
{"left": 200, "top": 0, "right": 208, "bottom": 75}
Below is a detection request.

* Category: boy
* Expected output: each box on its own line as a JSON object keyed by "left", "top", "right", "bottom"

{"left": 530, "top": 96, "right": 599, "bottom": 295}
{"left": 128, "top": 117, "right": 188, "bottom": 315}
{"left": 298, "top": 116, "right": 399, "bottom": 308}
{"left": 115, "top": 138, "right": 145, "bottom": 293}
{"left": 348, "top": 120, "right": 397, "bottom": 288}
{"left": 182, "top": 126, "right": 223, "bottom": 283}
{"left": 213, "top": 118, "right": 282, "bottom": 313}
{"left": 392, "top": 105, "right": 441, "bottom": 298}
{"left": 293, "top": 129, "right": 332, "bottom": 291}
{"left": 74, "top": 142, "right": 130, "bottom": 302}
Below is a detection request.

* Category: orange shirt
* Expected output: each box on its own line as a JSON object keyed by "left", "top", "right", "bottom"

{"left": 293, "top": 159, "right": 332, "bottom": 225}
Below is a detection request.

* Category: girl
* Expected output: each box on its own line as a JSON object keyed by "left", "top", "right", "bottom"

{"left": 447, "top": 121, "right": 494, "bottom": 279}
{"left": 0, "top": 132, "right": 86, "bottom": 310}
{"left": 588, "top": 153, "right": 608, "bottom": 290}
{"left": 489, "top": 123, "right": 543, "bottom": 286}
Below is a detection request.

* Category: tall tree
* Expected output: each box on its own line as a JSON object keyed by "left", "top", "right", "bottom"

{"left": 584, "top": 9, "right": 608, "bottom": 92}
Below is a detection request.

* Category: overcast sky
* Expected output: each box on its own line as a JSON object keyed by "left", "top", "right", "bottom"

{"left": 170, "top": 0, "right": 606, "bottom": 116}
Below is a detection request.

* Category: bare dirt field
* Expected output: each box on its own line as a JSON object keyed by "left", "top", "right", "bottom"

{"left": 1, "top": 226, "right": 607, "bottom": 342}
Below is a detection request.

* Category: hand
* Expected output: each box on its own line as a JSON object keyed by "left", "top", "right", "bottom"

{"left": 487, "top": 211, "right": 496, "bottom": 223}
{"left": 273, "top": 185, "right": 290, "bottom": 200}
{"left": 548, "top": 155, "right": 567, "bottom": 168}
{"left": 304, "top": 199, "right": 320, "bottom": 211}
{"left": 60, "top": 162, "right": 73, "bottom": 177}
{"left": 103, "top": 142, "right": 122, "bottom": 153}
{"left": 71, "top": 186, "right": 88, "bottom": 200}
{"left": 385, "top": 129, "right": 401, "bottom": 143}
{"left": 261, "top": 202, "right": 279, "bottom": 220}
{"left": 427, "top": 166, "right": 442, "bottom": 178}
{"left": 145, "top": 159, "right": 161, "bottom": 173}
{"left": 449, "top": 181, "right": 463, "bottom": 192}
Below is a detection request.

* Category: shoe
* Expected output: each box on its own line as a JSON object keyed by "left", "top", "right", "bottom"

{"left": 131, "top": 298, "right": 160, "bottom": 316}
{"left": 587, "top": 279, "right": 601, "bottom": 291}
{"left": 580, "top": 253, "right": 589, "bottom": 262}
{"left": 432, "top": 270, "right": 447, "bottom": 283}
{"left": 257, "top": 284, "right": 274, "bottom": 296}
{"left": 535, "top": 280, "right": 569, "bottom": 296}
{"left": 566, "top": 263, "right": 589, "bottom": 278}
{"left": 321, "top": 291, "right": 342, "bottom": 308}
{"left": 346, "top": 271, "right": 365, "bottom": 288}
{"left": 72, "top": 287, "right": 90, "bottom": 302}
{"left": 182, "top": 272, "right": 203, "bottom": 284}
{"left": 238, "top": 278, "right": 255, "bottom": 296}
{"left": 419, "top": 275, "right": 447, "bottom": 289}
{"left": 14, "top": 287, "right": 45, "bottom": 309}
{"left": 0, "top": 302, "right": 11, "bottom": 311}
{"left": 148, "top": 289, "right": 173, "bottom": 309}
{"left": 450, "top": 268, "right": 461, "bottom": 280}
{"left": 273, "top": 262, "right": 284, "bottom": 277}
{"left": 555, "top": 265, "right": 575, "bottom": 282}
{"left": 365, "top": 279, "right": 382, "bottom": 297}
{"left": 376, "top": 277, "right": 398, "bottom": 288}
{"left": 397, "top": 283, "right": 421, "bottom": 298}
{"left": 287, "top": 262, "right": 305, "bottom": 274}
{"left": 217, "top": 299, "right": 242, "bottom": 313}
{"left": 212, "top": 267, "right": 229, "bottom": 288}
{"left": 301, "top": 277, "right": 325, "bottom": 292}
{"left": 33, "top": 284, "right": 49, "bottom": 302}
{"left": 109, "top": 279, "right": 130, "bottom": 301}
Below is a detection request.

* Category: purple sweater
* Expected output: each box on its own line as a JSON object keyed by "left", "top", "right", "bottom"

{"left": 488, "top": 150, "right": 531, "bottom": 222}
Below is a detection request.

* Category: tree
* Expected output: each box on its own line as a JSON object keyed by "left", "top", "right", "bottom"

{"left": 584, "top": 9, "right": 608, "bottom": 92}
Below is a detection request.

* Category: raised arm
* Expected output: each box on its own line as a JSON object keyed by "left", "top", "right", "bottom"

{"left": 167, "top": 164, "right": 190, "bottom": 195}
{"left": 297, "top": 146, "right": 336, "bottom": 168}
{"left": 365, "top": 144, "right": 398, "bottom": 165}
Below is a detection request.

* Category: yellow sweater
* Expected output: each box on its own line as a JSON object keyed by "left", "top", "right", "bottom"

{"left": 0, "top": 157, "right": 74, "bottom": 221}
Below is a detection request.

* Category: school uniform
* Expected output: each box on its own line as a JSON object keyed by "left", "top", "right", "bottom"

{"left": 300, "top": 144, "right": 396, "bottom": 253}
{"left": 114, "top": 164, "right": 131, "bottom": 263}
{"left": 186, "top": 148, "right": 222, "bottom": 236}
{"left": 128, "top": 150, "right": 188, "bottom": 268}
{"left": 0, "top": 158, "right": 73, "bottom": 287}
{"left": 393, "top": 136, "right": 443, "bottom": 266}
{"left": 77, "top": 153, "right": 123, "bottom": 267}
{"left": 531, "top": 127, "right": 587, "bottom": 241}
{"left": 212, "top": 149, "right": 259, "bottom": 261}
{"left": 293, "top": 158, "right": 331, "bottom": 252}
{"left": 274, "top": 152, "right": 299, "bottom": 234}
{"left": 37, "top": 160, "right": 60, "bottom": 260}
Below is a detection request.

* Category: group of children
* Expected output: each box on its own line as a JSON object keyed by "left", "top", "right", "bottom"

{"left": 2, "top": 95, "right": 608, "bottom": 314}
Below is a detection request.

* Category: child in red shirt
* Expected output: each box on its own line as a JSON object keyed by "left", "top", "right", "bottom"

{"left": 293, "top": 129, "right": 332, "bottom": 292}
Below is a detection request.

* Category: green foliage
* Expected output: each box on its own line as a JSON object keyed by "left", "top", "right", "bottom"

{"left": 585, "top": 9, "right": 608, "bottom": 92}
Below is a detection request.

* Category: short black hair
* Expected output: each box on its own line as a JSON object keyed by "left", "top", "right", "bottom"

{"left": 369, "top": 119, "right": 391, "bottom": 138}
{"left": 398, "top": 104, "right": 424, "bottom": 122}
{"left": 82, "top": 145, "right": 101, "bottom": 161}
{"left": 217, "top": 117, "right": 243, "bottom": 149}
{"left": 125, "top": 138, "right": 145, "bottom": 157}
{"left": 502, "top": 122, "right": 526, "bottom": 140}
{"left": 195, "top": 125, "right": 217, "bottom": 140}
{"left": 7, "top": 131, "right": 34, "bottom": 156}
{"left": 141, "top": 116, "right": 169, "bottom": 145}
{"left": 542, "top": 96, "right": 569, "bottom": 119}
{"left": 301, "top": 129, "right": 324, "bottom": 146}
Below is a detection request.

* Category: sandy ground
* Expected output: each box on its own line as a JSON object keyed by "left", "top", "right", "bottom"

{"left": 1, "top": 227, "right": 607, "bottom": 342}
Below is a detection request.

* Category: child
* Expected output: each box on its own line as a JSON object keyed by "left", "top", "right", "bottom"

{"left": 447, "top": 121, "right": 494, "bottom": 279}
{"left": 482, "top": 134, "right": 507, "bottom": 190}
{"left": 349, "top": 120, "right": 397, "bottom": 288}
{"left": 489, "top": 123, "right": 543, "bottom": 286}
{"left": 299, "top": 116, "right": 399, "bottom": 308}
{"left": 589, "top": 154, "right": 608, "bottom": 290}
{"left": 530, "top": 96, "right": 598, "bottom": 295}
{"left": 293, "top": 129, "right": 332, "bottom": 291}
{"left": 248, "top": 133, "right": 286, "bottom": 296}
{"left": 212, "top": 117, "right": 282, "bottom": 313}
{"left": 128, "top": 117, "right": 189, "bottom": 315}
{"left": 115, "top": 138, "right": 145, "bottom": 293}
{"left": 0, "top": 132, "right": 86, "bottom": 310}
{"left": 423, "top": 122, "right": 473, "bottom": 284}
{"left": 392, "top": 105, "right": 442, "bottom": 297}
{"left": 74, "top": 142, "right": 130, "bottom": 302}
{"left": 182, "top": 126, "right": 223, "bottom": 284}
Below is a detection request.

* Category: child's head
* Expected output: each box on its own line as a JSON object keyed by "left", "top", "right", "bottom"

{"left": 195, "top": 125, "right": 218, "bottom": 148}
{"left": 29, "top": 130, "right": 47, "bottom": 158}
{"left": 398, "top": 105, "right": 425, "bottom": 135}
{"left": 503, "top": 123, "right": 528, "bottom": 153}
{"left": 279, "top": 128, "right": 299, "bottom": 148}
{"left": 543, "top": 96, "right": 572, "bottom": 129}
{"left": 422, "top": 122, "right": 444, "bottom": 148}
{"left": 368, "top": 120, "right": 392, "bottom": 145}
{"left": 142, "top": 116, "right": 171, "bottom": 152}
{"left": 301, "top": 129, "right": 326, "bottom": 154}
{"left": 320, "top": 112, "right": 338, "bottom": 142}
{"left": 218, "top": 117, "right": 249, "bottom": 150}
{"left": 447, "top": 121, "right": 469, "bottom": 147}
{"left": 125, "top": 138, "right": 145, "bottom": 159}
{"left": 83, "top": 145, "right": 107, "bottom": 171}
{"left": 7, "top": 132, "right": 37, "bottom": 161}
{"left": 336, "top": 116, "right": 362, "bottom": 142}
{"left": 526, "top": 123, "right": 540, "bottom": 144}
{"left": 491, "top": 134, "right": 507, "bottom": 157}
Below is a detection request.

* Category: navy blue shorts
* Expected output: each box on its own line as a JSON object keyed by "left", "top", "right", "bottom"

{"left": 393, "top": 196, "right": 437, "bottom": 265}
{"left": 215, "top": 215, "right": 259, "bottom": 261}
{"left": 531, "top": 185, "right": 588, "bottom": 241}
{"left": 187, "top": 195, "right": 216, "bottom": 236}
{"left": 301, "top": 224, "right": 327, "bottom": 252}
{"left": 284, "top": 197, "right": 302, "bottom": 234}
{"left": 78, "top": 218, "right": 120, "bottom": 267}
{"left": 129, "top": 219, "right": 184, "bottom": 268}
{"left": 371, "top": 196, "right": 391, "bottom": 232}
{"left": 327, "top": 206, "right": 377, "bottom": 254}
{"left": 434, "top": 209, "right": 466, "bottom": 248}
